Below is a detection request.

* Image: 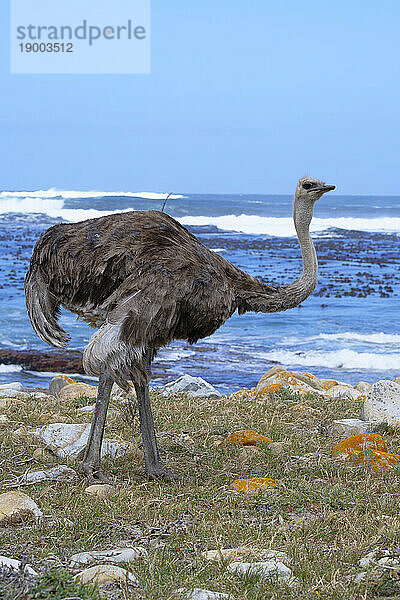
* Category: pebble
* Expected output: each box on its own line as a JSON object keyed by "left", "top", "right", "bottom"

{"left": 332, "top": 418, "right": 379, "bottom": 437}
{"left": 78, "top": 404, "right": 96, "bottom": 414}
{"left": 75, "top": 564, "right": 140, "bottom": 586}
{"left": 32, "top": 448, "right": 51, "bottom": 460}
{"left": 325, "top": 385, "right": 362, "bottom": 400}
{"left": 0, "top": 555, "right": 38, "bottom": 576}
{"left": 175, "top": 589, "right": 232, "bottom": 600}
{"left": 12, "top": 425, "right": 38, "bottom": 438}
{"left": 0, "top": 490, "right": 43, "bottom": 525}
{"left": 21, "top": 465, "right": 76, "bottom": 484}
{"left": 358, "top": 548, "right": 400, "bottom": 568}
{"left": 84, "top": 484, "right": 116, "bottom": 498}
{"left": 227, "top": 559, "right": 292, "bottom": 582}
{"left": 0, "top": 382, "right": 23, "bottom": 392}
{"left": 202, "top": 547, "right": 288, "bottom": 563}
{"left": 70, "top": 546, "right": 147, "bottom": 567}
{"left": 268, "top": 441, "right": 285, "bottom": 456}
{"left": 0, "top": 414, "right": 8, "bottom": 423}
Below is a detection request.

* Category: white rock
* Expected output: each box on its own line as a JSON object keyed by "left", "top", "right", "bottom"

{"left": 202, "top": 547, "right": 288, "bottom": 563}
{"left": 228, "top": 559, "right": 292, "bottom": 582}
{"left": 0, "top": 414, "right": 8, "bottom": 423}
{"left": 332, "top": 419, "right": 378, "bottom": 437}
{"left": 58, "top": 383, "right": 98, "bottom": 401}
{"left": 21, "top": 465, "right": 76, "bottom": 484}
{"left": 111, "top": 383, "right": 134, "bottom": 399}
{"left": 361, "top": 381, "right": 400, "bottom": 425}
{"left": 84, "top": 484, "right": 116, "bottom": 498}
{"left": 176, "top": 589, "right": 232, "bottom": 600}
{"left": 355, "top": 381, "right": 371, "bottom": 393}
{"left": 162, "top": 375, "right": 221, "bottom": 398}
{"left": 0, "top": 555, "right": 38, "bottom": 576}
{"left": 325, "top": 385, "right": 362, "bottom": 400}
{"left": 0, "top": 491, "right": 43, "bottom": 525}
{"left": 39, "top": 423, "right": 90, "bottom": 458}
{"left": 49, "top": 376, "right": 72, "bottom": 397}
{"left": 70, "top": 546, "right": 147, "bottom": 567}
{"left": 358, "top": 548, "right": 400, "bottom": 569}
{"left": 0, "top": 389, "right": 27, "bottom": 398}
{"left": 353, "top": 572, "right": 367, "bottom": 583}
{"left": 75, "top": 564, "right": 140, "bottom": 586}
{"left": 358, "top": 548, "right": 380, "bottom": 567}
{"left": 38, "top": 423, "right": 133, "bottom": 459}
{"left": 101, "top": 439, "right": 133, "bottom": 459}
{"left": 12, "top": 426, "right": 38, "bottom": 438}
{"left": 257, "top": 371, "right": 326, "bottom": 396}
{"left": 78, "top": 405, "right": 95, "bottom": 414}
{"left": 0, "top": 382, "right": 23, "bottom": 392}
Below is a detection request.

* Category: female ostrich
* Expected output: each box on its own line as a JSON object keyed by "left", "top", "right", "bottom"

{"left": 25, "top": 177, "right": 335, "bottom": 482}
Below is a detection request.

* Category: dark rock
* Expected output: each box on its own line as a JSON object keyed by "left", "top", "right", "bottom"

{"left": 0, "top": 349, "right": 84, "bottom": 374}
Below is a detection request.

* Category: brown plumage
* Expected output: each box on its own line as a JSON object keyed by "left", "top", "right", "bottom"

{"left": 25, "top": 177, "right": 335, "bottom": 481}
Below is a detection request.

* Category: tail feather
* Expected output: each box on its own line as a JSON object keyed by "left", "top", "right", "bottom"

{"left": 25, "top": 269, "right": 70, "bottom": 348}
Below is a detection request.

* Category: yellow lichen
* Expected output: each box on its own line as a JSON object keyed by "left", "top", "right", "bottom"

{"left": 331, "top": 433, "right": 400, "bottom": 470}
{"left": 322, "top": 380, "right": 339, "bottom": 390}
{"left": 230, "top": 477, "right": 276, "bottom": 493}
{"left": 224, "top": 430, "right": 272, "bottom": 446}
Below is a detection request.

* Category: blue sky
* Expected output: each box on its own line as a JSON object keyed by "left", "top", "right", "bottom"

{"left": 1, "top": 0, "right": 400, "bottom": 194}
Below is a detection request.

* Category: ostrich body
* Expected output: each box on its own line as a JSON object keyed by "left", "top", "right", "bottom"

{"left": 25, "top": 177, "right": 335, "bottom": 481}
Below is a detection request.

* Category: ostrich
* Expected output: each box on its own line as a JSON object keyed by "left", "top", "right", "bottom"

{"left": 25, "top": 177, "right": 335, "bottom": 482}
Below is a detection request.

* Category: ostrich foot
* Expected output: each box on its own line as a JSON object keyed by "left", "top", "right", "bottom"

{"left": 82, "top": 463, "right": 114, "bottom": 485}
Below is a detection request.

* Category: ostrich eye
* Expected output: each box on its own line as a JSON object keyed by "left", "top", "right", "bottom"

{"left": 302, "top": 182, "right": 313, "bottom": 190}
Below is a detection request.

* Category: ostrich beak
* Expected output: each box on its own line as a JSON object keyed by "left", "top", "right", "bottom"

{"left": 318, "top": 184, "right": 336, "bottom": 193}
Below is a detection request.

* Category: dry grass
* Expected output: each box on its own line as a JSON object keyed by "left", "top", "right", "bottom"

{"left": 1, "top": 385, "right": 400, "bottom": 599}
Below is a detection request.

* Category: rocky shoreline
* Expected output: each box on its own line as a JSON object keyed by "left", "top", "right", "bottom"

{"left": 0, "top": 348, "right": 85, "bottom": 374}
{"left": 1, "top": 366, "right": 400, "bottom": 596}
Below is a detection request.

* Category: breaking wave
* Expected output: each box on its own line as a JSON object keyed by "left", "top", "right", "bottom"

{"left": 179, "top": 214, "right": 400, "bottom": 236}
{"left": 259, "top": 349, "right": 400, "bottom": 371}
{"left": 0, "top": 191, "right": 399, "bottom": 235}
{"left": 316, "top": 332, "right": 400, "bottom": 344}
{"left": 0, "top": 364, "right": 23, "bottom": 373}
{"left": 0, "top": 189, "right": 184, "bottom": 200}
{"left": 285, "top": 332, "right": 400, "bottom": 345}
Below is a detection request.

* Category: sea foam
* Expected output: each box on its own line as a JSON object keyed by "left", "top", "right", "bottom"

{"left": 259, "top": 348, "right": 400, "bottom": 371}
{"left": 0, "top": 189, "right": 184, "bottom": 200}
{"left": 179, "top": 214, "right": 400, "bottom": 236}
{"left": 0, "top": 192, "right": 399, "bottom": 236}
{"left": 284, "top": 331, "right": 400, "bottom": 345}
{"left": 0, "top": 364, "right": 22, "bottom": 373}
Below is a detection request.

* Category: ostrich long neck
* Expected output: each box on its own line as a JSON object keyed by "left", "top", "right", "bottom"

{"left": 282, "top": 197, "right": 318, "bottom": 305}
{"left": 235, "top": 196, "right": 318, "bottom": 314}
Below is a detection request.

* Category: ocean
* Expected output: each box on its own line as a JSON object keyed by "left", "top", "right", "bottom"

{"left": 0, "top": 189, "right": 399, "bottom": 395}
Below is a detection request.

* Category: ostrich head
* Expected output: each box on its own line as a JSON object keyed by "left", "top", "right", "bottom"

{"left": 296, "top": 177, "right": 336, "bottom": 202}
{"left": 294, "top": 176, "right": 335, "bottom": 231}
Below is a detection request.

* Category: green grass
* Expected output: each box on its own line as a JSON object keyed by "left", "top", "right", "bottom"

{"left": 1, "top": 383, "right": 400, "bottom": 599}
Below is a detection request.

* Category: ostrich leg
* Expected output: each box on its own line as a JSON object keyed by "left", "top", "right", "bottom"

{"left": 134, "top": 349, "right": 179, "bottom": 480}
{"left": 82, "top": 371, "right": 113, "bottom": 482}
